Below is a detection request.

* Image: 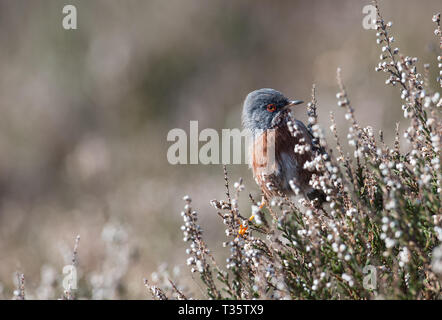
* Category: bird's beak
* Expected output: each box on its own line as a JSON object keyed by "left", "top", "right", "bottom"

{"left": 285, "top": 100, "right": 304, "bottom": 109}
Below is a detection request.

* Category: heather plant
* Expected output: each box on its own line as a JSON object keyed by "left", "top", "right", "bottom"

{"left": 4, "top": 3, "right": 440, "bottom": 302}
{"left": 8, "top": 222, "right": 133, "bottom": 300}
{"left": 147, "top": 4, "right": 442, "bottom": 300}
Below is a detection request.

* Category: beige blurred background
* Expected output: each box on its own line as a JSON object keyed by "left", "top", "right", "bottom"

{"left": 0, "top": 0, "right": 440, "bottom": 299}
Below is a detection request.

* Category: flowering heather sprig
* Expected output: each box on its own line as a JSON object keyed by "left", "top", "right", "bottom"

{"left": 12, "top": 273, "right": 25, "bottom": 300}
{"left": 62, "top": 235, "right": 80, "bottom": 300}
{"left": 168, "top": 279, "right": 188, "bottom": 300}
{"left": 433, "top": 12, "right": 442, "bottom": 87}
{"left": 181, "top": 195, "right": 222, "bottom": 299}
{"left": 146, "top": 263, "right": 188, "bottom": 300}
{"left": 307, "top": 85, "right": 318, "bottom": 128}
{"left": 89, "top": 222, "right": 131, "bottom": 299}
{"left": 72, "top": 235, "right": 80, "bottom": 267}
{"left": 144, "top": 279, "right": 168, "bottom": 300}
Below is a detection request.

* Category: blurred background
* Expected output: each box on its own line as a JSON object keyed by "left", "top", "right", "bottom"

{"left": 0, "top": 0, "right": 440, "bottom": 299}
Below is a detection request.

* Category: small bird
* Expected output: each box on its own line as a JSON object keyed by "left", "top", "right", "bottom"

{"left": 242, "top": 88, "right": 326, "bottom": 205}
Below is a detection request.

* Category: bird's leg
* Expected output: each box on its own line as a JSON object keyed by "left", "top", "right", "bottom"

{"left": 258, "top": 195, "right": 267, "bottom": 210}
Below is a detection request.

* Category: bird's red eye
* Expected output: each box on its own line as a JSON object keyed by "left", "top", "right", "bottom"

{"left": 266, "top": 104, "right": 276, "bottom": 112}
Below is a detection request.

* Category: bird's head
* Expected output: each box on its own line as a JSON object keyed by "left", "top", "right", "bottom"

{"left": 242, "top": 88, "right": 303, "bottom": 133}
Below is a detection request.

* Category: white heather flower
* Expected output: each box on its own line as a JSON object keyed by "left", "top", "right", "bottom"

{"left": 434, "top": 226, "right": 442, "bottom": 241}
{"left": 254, "top": 214, "right": 262, "bottom": 226}
{"left": 421, "top": 174, "right": 432, "bottom": 184}
{"left": 342, "top": 273, "right": 352, "bottom": 282}
{"left": 385, "top": 200, "right": 396, "bottom": 210}
{"left": 196, "top": 260, "right": 204, "bottom": 273}
{"left": 431, "top": 245, "right": 442, "bottom": 275}
{"left": 289, "top": 180, "right": 300, "bottom": 195}
{"left": 385, "top": 238, "right": 396, "bottom": 248}
{"left": 426, "top": 118, "right": 435, "bottom": 126}
{"left": 399, "top": 247, "right": 410, "bottom": 266}
{"left": 186, "top": 257, "right": 194, "bottom": 265}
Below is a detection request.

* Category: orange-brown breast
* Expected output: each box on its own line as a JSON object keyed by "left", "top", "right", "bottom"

{"left": 251, "top": 120, "right": 319, "bottom": 199}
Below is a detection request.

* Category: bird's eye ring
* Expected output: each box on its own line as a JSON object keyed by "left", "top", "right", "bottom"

{"left": 266, "top": 104, "right": 276, "bottom": 112}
